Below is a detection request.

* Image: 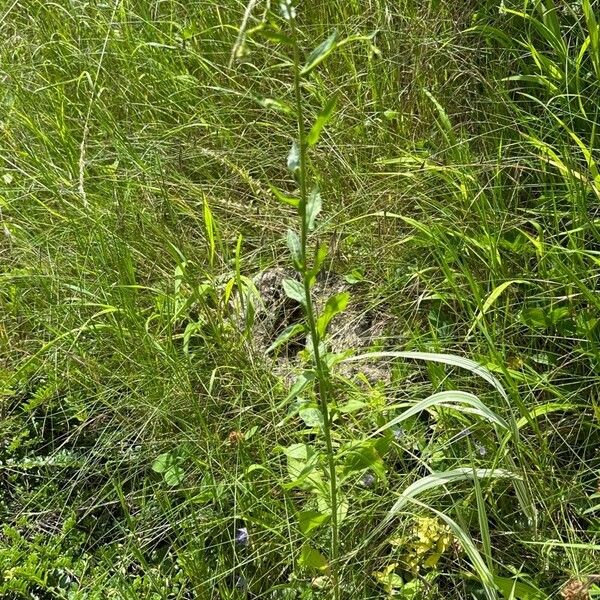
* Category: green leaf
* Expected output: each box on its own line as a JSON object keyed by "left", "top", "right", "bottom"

{"left": 283, "top": 443, "right": 320, "bottom": 489}
{"left": 306, "top": 187, "right": 322, "bottom": 231}
{"left": 181, "top": 23, "right": 198, "bottom": 41}
{"left": 336, "top": 497, "right": 349, "bottom": 524}
{"left": 203, "top": 200, "right": 216, "bottom": 267}
{"left": 520, "top": 307, "right": 549, "bottom": 330}
{"left": 286, "top": 229, "right": 302, "bottom": 267}
{"left": 307, "top": 95, "right": 337, "bottom": 146}
{"left": 481, "top": 280, "right": 527, "bottom": 314}
{"left": 467, "top": 279, "right": 529, "bottom": 337}
{"left": 163, "top": 465, "right": 185, "bottom": 486}
{"left": 341, "top": 351, "right": 509, "bottom": 401}
{"left": 260, "top": 28, "right": 293, "bottom": 45}
{"left": 385, "top": 468, "right": 514, "bottom": 518}
{"left": 287, "top": 141, "right": 300, "bottom": 172}
{"left": 152, "top": 452, "right": 185, "bottom": 486}
{"left": 282, "top": 278, "right": 306, "bottom": 305}
{"left": 373, "top": 565, "right": 404, "bottom": 592}
{"left": 244, "top": 425, "right": 258, "bottom": 440}
{"left": 317, "top": 292, "right": 350, "bottom": 337}
{"left": 493, "top": 575, "right": 549, "bottom": 600}
{"left": 301, "top": 30, "right": 338, "bottom": 76}
{"left": 285, "top": 370, "right": 314, "bottom": 402}
{"left": 257, "top": 97, "right": 294, "bottom": 114}
{"left": 299, "top": 544, "right": 329, "bottom": 571}
{"left": 343, "top": 441, "right": 385, "bottom": 479}
{"left": 152, "top": 452, "right": 175, "bottom": 474}
{"left": 308, "top": 243, "right": 328, "bottom": 285}
{"left": 299, "top": 407, "right": 323, "bottom": 428}
{"left": 344, "top": 268, "right": 364, "bottom": 284}
{"left": 266, "top": 323, "right": 305, "bottom": 354}
{"left": 375, "top": 390, "right": 509, "bottom": 436}
{"left": 269, "top": 183, "right": 299, "bottom": 207}
{"left": 298, "top": 510, "right": 329, "bottom": 535}
{"left": 337, "top": 398, "right": 367, "bottom": 413}
{"left": 315, "top": 494, "right": 349, "bottom": 525}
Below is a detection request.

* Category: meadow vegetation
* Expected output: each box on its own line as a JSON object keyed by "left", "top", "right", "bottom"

{"left": 1, "top": 0, "right": 599, "bottom": 598}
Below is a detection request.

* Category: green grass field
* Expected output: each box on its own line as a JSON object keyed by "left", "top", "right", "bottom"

{"left": 1, "top": 0, "right": 600, "bottom": 598}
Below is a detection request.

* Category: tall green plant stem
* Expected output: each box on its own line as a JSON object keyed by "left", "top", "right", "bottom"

{"left": 288, "top": 14, "right": 340, "bottom": 598}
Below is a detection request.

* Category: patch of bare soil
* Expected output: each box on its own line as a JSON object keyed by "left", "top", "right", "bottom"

{"left": 247, "top": 267, "right": 390, "bottom": 383}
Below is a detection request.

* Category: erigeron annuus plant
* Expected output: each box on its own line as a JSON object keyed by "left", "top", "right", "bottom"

{"left": 278, "top": 1, "right": 346, "bottom": 595}
{"left": 268, "top": 2, "right": 535, "bottom": 598}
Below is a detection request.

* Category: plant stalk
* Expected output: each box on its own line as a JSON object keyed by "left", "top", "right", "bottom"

{"left": 288, "top": 13, "right": 340, "bottom": 598}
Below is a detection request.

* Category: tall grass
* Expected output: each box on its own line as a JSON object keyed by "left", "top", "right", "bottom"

{"left": 1, "top": 0, "right": 599, "bottom": 598}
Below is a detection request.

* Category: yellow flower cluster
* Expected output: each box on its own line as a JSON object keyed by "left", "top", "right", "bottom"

{"left": 391, "top": 516, "right": 452, "bottom": 573}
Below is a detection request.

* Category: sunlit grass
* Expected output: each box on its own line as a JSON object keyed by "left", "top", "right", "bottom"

{"left": 1, "top": 1, "right": 599, "bottom": 598}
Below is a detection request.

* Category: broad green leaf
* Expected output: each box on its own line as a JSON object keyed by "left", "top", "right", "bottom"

{"left": 299, "top": 544, "right": 328, "bottom": 571}
{"left": 385, "top": 468, "right": 514, "bottom": 518}
{"left": 282, "top": 278, "right": 306, "bottom": 305}
{"left": 481, "top": 280, "right": 528, "bottom": 314}
{"left": 344, "top": 269, "right": 364, "bottom": 284}
{"left": 257, "top": 96, "right": 294, "bottom": 114}
{"left": 286, "top": 229, "right": 302, "bottom": 267}
{"left": 298, "top": 510, "right": 329, "bottom": 535}
{"left": 373, "top": 390, "right": 509, "bottom": 437}
{"left": 301, "top": 30, "right": 338, "bottom": 76}
{"left": 244, "top": 425, "right": 258, "bottom": 440}
{"left": 317, "top": 292, "right": 350, "bottom": 337}
{"left": 337, "top": 498, "right": 349, "bottom": 523}
{"left": 152, "top": 452, "right": 176, "bottom": 474}
{"left": 285, "top": 370, "right": 314, "bottom": 402}
{"left": 163, "top": 465, "right": 185, "bottom": 486}
{"left": 266, "top": 322, "right": 305, "bottom": 354}
{"left": 337, "top": 398, "right": 367, "bottom": 413}
{"left": 283, "top": 442, "right": 314, "bottom": 465}
{"left": 401, "top": 579, "right": 425, "bottom": 599}
{"left": 493, "top": 575, "right": 549, "bottom": 600}
{"left": 299, "top": 407, "right": 323, "bottom": 428}
{"left": 287, "top": 141, "right": 300, "bottom": 172}
{"left": 308, "top": 243, "right": 328, "bottom": 285}
{"left": 340, "top": 351, "right": 509, "bottom": 401}
{"left": 152, "top": 452, "right": 185, "bottom": 486}
{"left": 283, "top": 443, "right": 321, "bottom": 489}
{"left": 307, "top": 95, "right": 337, "bottom": 146}
{"left": 317, "top": 494, "right": 349, "bottom": 524}
{"left": 306, "top": 188, "right": 322, "bottom": 231}
{"left": 520, "top": 307, "right": 548, "bottom": 329}
{"left": 373, "top": 564, "right": 404, "bottom": 592}
{"left": 343, "top": 441, "right": 385, "bottom": 480}
{"left": 244, "top": 463, "right": 272, "bottom": 476}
